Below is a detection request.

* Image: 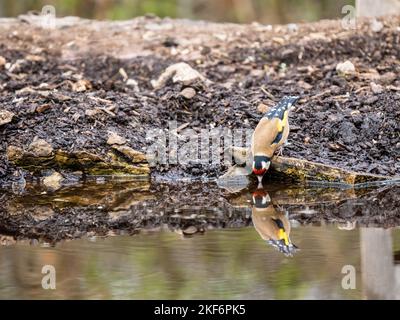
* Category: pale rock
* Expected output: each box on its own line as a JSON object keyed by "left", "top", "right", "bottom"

{"left": 250, "top": 69, "right": 265, "bottom": 78}
{"left": 0, "top": 109, "right": 14, "bottom": 126}
{"left": 126, "top": 78, "right": 139, "bottom": 91}
{"left": 72, "top": 79, "right": 91, "bottom": 92}
{"left": 0, "top": 236, "right": 16, "bottom": 246}
{"left": 272, "top": 37, "right": 285, "bottom": 45}
{"left": 119, "top": 68, "right": 128, "bottom": 81}
{"left": 27, "top": 138, "right": 53, "bottom": 157}
{"left": 179, "top": 87, "right": 196, "bottom": 99}
{"left": 297, "top": 80, "right": 313, "bottom": 90}
{"left": 370, "top": 82, "right": 383, "bottom": 94}
{"left": 42, "top": 172, "right": 63, "bottom": 190}
{"left": 31, "top": 206, "right": 55, "bottom": 221}
{"left": 6, "top": 146, "right": 24, "bottom": 161}
{"left": 85, "top": 108, "right": 101, "bottom": 117}
{"left": 370, "top": 19, "right": 383, "bottom": 32}
{"left": 337, "top": 221, "right": 356, "bottom": 231}
{"left": 336, "top": 60, "right": 355, "bottom": 75}
{"left": 287, "top": 23, "right": 298, "bottom": 33}
{"left": 151, "top": 62, "right": 210, "bottom": 89}
{"left": 0, "top": 56, "right": 6, "bottom": 67}
{"left": 182, "top": 226, "right": 198, "bottom": 235}
{"left": 378, "top": 72, "right": 396, "bottom": 85}
{"left": 107, "top": 132, "right": 126, "bottom": 145}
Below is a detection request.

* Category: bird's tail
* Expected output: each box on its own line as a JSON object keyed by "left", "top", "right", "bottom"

{"left": 276, "top": 96, "right": 300, "bottom": 111}
{"left": 264, "top": 95, "right": 300, "bottom": 119}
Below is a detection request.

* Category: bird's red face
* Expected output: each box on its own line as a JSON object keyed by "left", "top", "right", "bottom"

{"left": 252, "top": 156, "right": 271, "bottom": 177}
{"left": 252, "top": 167, "right": 267, "bottom": 176}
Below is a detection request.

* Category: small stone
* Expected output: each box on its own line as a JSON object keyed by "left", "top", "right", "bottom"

{"left": 219, "top": 65, "right": 236, "bottom": 73}
{"left": 370, "top": 82, "right": 383, "bottom": 94}
{"left": 182, "top": 226, "right": 198, "bottom": 235}
{"left": 85, "top": 109, "right": 101, "bottom": 117}
{"left": 378, "top": 72, "right": 396, "bottom": 85}
{"left": 151, "top": 62, "right": 210, "bottom": 89}
{"left": 336, "top": 60, "right": 355, "bottom": 75}
{"left": 0, "top": 109, "right": 14, "bottom": 126}
{"left": 119, "top": 68, "right": 128, "bottom": 81}
{"left": 36, "top": 103, "right": 51, "bottom": 113}
{"left": 31, "top": 206, "right": 54, "bottom": 221}
{"left": 72, "top": 79, "right": 91, "bottom": 92}
{"left": 107, "top": 132, "right": 126, "bottom": 145}
{"left": 0, "top": 235, "right": 16, "bottom": 246}
{"left": 272, "top": 37, "right": 285, "bottom": 45}
{"left": 25, "top": 54, "right": 45, "bottom": 62}
{"left": 361, "top": 69, "right": 380, "bottom": 81}
{"left": 27, "top": 138, "right": 53, "bottom": 157}
{"left": 363, "top": 96, "right": 379, "bottom": 105}
{"left": 297, "top": 80, "right": 312, "bottom": 90}
{"left": 337, "top": 221, "right": 356, "bottom": 230}
{"left": 250, "top": 69, "right": 265, "bottom": 78}
{"left": 42, "top": 171, "right": 63, "bottom": 190}
{"left": 370, "top": 19, "right": 383, "bottom": 32}
{"left": 6, "top": 146, "right": 24, "bottom": 161}
{"left": 257, "top": 103, "right": 269, "bottom": 113}
{"left": 287, "top": 23, "right": 298, "bottom": 33}
{"left": 0, "top": 56, "right": 6, "bottom": 67}
{"left": 179, "top": 87, "right": 196, "bottom": 99}
{"left": 126, "top": 78, "right": 139, "bottom": 91}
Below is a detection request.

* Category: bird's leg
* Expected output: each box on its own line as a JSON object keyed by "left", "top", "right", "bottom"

{"left": 276, "top": 145, "right": 284, "bottom": 156}
{"left": 276, "top": 141, "right": 290, "bottom": 156}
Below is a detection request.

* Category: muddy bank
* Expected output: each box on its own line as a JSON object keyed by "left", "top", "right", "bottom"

{"left": 0, "top": 180, "right": 399, "bottom": 243}
{"left": 0, "top": 15, "right": 399, "bottom": 185}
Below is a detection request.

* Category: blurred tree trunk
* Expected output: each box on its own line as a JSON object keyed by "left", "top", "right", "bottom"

{"left": 360, "top": 228, "right": 399, "bottom": 299}
{"left": 178, "top": 0, "right": 193, "bottom": 19}
{"left": 356, "top": 0, "right": 400, "bottom": 17}
{"left": 232, "top": 0, "right": 256, "bottom": 23}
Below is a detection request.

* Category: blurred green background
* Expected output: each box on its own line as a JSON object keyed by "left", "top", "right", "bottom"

{"left": 0, "top": 0, "right": 355, "bottom": 24}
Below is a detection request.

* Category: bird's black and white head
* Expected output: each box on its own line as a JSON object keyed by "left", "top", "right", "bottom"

{"left": 252, "top": 189, "right": 271, "bottom": 208}
{"left": 252, "top": 155, "right": 271, "bottom": 185}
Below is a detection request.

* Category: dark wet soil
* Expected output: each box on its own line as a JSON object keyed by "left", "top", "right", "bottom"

{"left": 0, "top": 15, "right": 399, "bottom": 185}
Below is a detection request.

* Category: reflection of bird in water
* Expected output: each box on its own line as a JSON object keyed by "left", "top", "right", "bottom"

{"left": 251, "top": 189, "right": 298, "bottom": 256}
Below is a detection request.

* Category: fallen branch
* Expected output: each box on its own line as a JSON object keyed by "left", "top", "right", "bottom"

{"left": 221, "top": 146, "right": 399, "bottom": 188}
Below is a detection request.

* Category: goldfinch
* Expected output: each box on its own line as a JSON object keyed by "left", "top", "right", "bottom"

{"left": 251, "top": 96, "right": 299, "bottom": 185}
{"left": 252, "top": 189, "right": 298, "bottom": 256}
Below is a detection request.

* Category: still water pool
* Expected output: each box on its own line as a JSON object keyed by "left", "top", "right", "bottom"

{"left": 0, "top": 180, "right": 399, "bottom": 299}
{"left": 1, "top": 225, "right": 399, "bottom": 299}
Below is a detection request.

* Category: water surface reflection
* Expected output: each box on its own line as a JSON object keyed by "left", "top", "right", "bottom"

{"left": 252, "top": 189, "right": 298, "bottom": 256}
{"left": 0, "top": 181, "right": 399, "bottom": 299}
{"left": 1, "top": 226, "right": 399, "bottom": 299}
